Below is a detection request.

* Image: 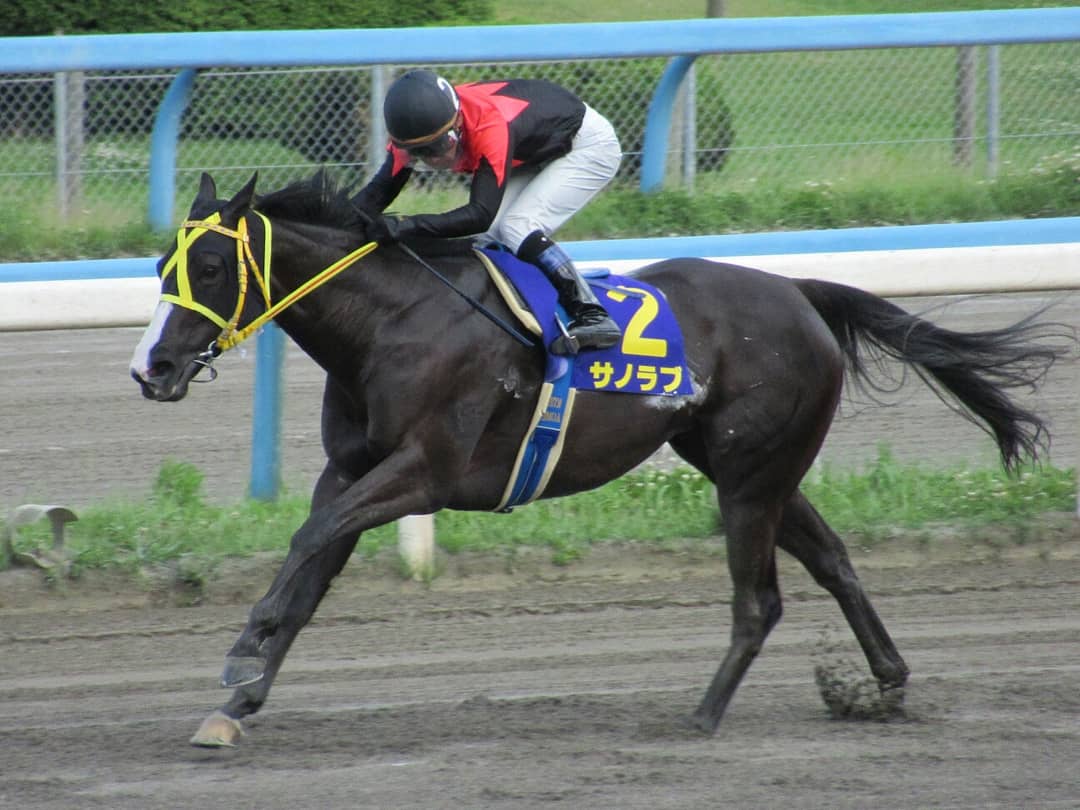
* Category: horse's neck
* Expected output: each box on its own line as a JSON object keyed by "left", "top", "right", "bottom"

{"left": 266, "top": 223, "right": 399, "bottom": 374}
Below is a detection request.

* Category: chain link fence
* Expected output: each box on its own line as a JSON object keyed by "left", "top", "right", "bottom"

{"left": 1, "top": 41, "right": 1077, "bottom": 227}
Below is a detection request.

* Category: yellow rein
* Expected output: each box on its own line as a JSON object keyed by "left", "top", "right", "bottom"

{"left": 160, "top": 210, "right": 378, "bottom": 354}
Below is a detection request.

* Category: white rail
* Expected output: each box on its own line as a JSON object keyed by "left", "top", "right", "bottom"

{"left": 3, "top": 243, "right": 1079, "bottom": 332}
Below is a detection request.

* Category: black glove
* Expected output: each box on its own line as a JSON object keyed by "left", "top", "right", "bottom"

{"left": 367, "top": 214, "right": 411, "bottom": 245}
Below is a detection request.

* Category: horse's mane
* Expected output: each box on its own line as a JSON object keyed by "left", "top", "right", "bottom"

{"left": 254, "top": 171, "right": 365, "bottom": 232}
{"left": 253, "top": 171, "right": 476, "bottom": 260}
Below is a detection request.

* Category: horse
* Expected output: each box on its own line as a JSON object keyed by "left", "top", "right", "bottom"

{"left": 130, "top": 171, "right": 1070, "bottom": 747}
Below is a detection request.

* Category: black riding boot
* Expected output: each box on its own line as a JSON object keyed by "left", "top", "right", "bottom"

{"left": 517, "top": 231, "right": 622, "bottom": 355}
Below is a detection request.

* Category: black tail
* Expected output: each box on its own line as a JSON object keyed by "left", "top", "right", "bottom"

{"left": 796, "top": 279, "right": 1075, "bottom": 471}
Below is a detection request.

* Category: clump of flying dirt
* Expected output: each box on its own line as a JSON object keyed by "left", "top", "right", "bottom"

{"left": 812, "top": 629, "right": 907, "bottom": 722}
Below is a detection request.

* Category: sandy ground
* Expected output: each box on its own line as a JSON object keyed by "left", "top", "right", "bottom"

{"left": 2, "top": 531, "right": 1079, "bottom": 810}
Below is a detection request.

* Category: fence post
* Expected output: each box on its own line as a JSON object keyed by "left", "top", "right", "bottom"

{"left": 682, "top": 63, "right": 697, "bottom": 191}
{"left": 986, "top": 45, "right": 1000, "bottom": 178}
{"left": 641, "top": 54, "right": 697, "bottom": 193}
{"left": 954, "top": 46, "right": 977, "bottom": 168}
{"left": 249, "top": 324, "right": 285, "bottom": 501}
{"left": 53, "top": 69, "right": 84, "bottom": 221}
{"left": 367, "top": 65, "right": 388, "bottom": 179}
{"left": 398, "top": 514, "right": 435, "bottom": 580}
{"left": 148, "top": 68, "right": 197, "bottom": 231}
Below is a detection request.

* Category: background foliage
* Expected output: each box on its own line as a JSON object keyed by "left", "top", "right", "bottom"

{"left": 0, "top": 0, "right": 492, "bottom": 36}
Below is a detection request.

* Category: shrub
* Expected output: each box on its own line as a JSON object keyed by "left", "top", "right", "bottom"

{"left": 0, "top": 0, "right": 492, "bottom": 35}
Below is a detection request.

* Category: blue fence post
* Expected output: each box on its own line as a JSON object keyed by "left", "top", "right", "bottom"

{"left": 641, "top": 55, "right": 697, "bottom": 193}
{"left": 249, "top": 324, "right": 285, "bottom": 501}
{"left": 148, "top": 67, "right": 196, "bottom": 232}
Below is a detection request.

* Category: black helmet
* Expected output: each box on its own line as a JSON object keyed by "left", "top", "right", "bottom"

{"left": 384, "top": 69, "right": 460, "bottom": 146}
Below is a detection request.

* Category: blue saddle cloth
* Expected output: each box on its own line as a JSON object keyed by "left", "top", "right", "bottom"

{"left": 479, "top": 247, "right": 694, "bottom": 397}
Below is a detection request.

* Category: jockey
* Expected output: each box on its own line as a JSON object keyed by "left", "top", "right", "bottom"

{"left": 352, "top": 69, "right": 623, "bottom": 355}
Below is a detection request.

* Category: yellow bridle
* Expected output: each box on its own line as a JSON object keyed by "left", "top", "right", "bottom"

{"left": 160, "top": 210, "right": 378, "bottom": 355}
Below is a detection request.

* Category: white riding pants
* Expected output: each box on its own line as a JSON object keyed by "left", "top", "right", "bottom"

{"left": 482, "top": 105, "right": 622, "bottom": 253}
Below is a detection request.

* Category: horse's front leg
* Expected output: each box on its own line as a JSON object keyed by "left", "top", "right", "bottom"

{"left": 190, "top": 447, "right": 446, "bottom": 747}
{"left": 189, "top": 460, "right": 361, "bottom": 746}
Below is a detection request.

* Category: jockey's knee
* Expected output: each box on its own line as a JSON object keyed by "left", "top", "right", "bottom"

{"left": 496, "top": 214, "right": 548, "bottom": 253}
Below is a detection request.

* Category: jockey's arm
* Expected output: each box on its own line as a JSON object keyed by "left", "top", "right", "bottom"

{"left": 397, "top": 158, "right": 504, "bottom": 240}
{"left": 351, "top": 152, "right": 411, "bottom": 216}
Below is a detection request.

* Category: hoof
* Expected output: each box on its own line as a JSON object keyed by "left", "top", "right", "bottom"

{"left": 686, "top": 711, "right": 719, "bottom": 736}
{"left": 190, "top": 710, "right": 245, "bottom": 748}
{"left": 877, "top": 683, "right": 908, "bottom": 714}
{"left": 221, "top": 656, "right": 267, "bottom": 688}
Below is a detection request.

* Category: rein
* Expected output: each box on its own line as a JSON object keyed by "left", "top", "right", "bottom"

{"left": 160, "top": 210, "right": 377, "bottom": 374}
{"left": 394, "top": 241, "right": 535, "bottom": 348}
{"left": 348, "top": 204, "right": 534, "bottom": 348}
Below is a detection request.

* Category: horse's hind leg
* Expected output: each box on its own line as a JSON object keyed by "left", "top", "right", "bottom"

{"left": 777, "top": 491, "right": 909, "bottom": 691}
{"left": 671, "top": 348, "right": 846, "bottom": 732}
{"left": 690, "top": 493, "right": 785, "bottom": 733}
{"left": 668, "top": 431, "right": 788, "bottom": 732}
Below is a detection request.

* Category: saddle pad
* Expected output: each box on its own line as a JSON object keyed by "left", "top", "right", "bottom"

{"left": 477, "top": 247, "right": 694, "bottom": 397}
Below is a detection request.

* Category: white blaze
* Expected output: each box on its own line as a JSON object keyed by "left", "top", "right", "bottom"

{"left": 129, "top": 302, "right": 175, "bottom": 380}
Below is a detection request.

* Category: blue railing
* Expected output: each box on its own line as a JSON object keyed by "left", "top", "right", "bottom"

{"left": 3, "top": 8, "right": 1079, "bottom": 225}
{"left": 6, "top": 10, "right": 1079, "bottom": 73}
{"left": 4, "top": 217, "right": 1080, "bottom": 284}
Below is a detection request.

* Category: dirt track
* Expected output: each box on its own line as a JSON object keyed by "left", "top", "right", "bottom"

{"left": 2, "top": 534, "right": 1079, "bottom": 810}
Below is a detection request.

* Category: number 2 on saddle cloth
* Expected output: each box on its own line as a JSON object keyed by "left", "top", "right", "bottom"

{"left": 475, "top": 247, "right": 694, "bottom": 511}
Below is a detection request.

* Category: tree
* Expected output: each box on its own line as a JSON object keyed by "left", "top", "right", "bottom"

{"left": 0, "top": 0, "right": 492, "bottom": 36}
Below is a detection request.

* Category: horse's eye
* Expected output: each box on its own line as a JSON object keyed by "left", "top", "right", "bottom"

{"left": 199, "top": 253, "right": 227, "bottom": 280}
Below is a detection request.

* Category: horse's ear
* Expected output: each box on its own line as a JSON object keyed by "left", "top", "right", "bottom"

{"left": 219, "top": 172, "right": 259, "bottom": 227}
{"left": 190, "top": 172, "right": 218, "bottom": 215}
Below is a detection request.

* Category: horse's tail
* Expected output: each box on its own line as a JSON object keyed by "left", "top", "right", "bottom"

{"left": 795, "top": 278, "right": 1074, "bottom": 471}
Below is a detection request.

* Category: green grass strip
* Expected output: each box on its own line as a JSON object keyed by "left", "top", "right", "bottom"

{"left": 3, "top": 450, "right": 1074, "bottom": 577}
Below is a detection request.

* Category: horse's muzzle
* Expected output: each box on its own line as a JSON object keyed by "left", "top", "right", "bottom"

{"left": 131, "top": 359, "right": 199, "bottom": 402}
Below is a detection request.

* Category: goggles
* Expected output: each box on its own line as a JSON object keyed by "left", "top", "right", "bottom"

{"left": 396, "top": 128, "right": 460, "bottom": 160}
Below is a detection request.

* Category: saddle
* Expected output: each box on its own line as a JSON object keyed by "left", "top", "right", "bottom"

{"left": 474, "top": 248, "right": 694, "bottom": 511}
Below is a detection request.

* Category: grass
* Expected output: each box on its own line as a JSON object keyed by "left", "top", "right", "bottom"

{"left": 491, "top": 0, "right": 1080, "bottom": 24}
{"left": 561, "top": 150, "right": 1080, "bottom": 239}
{"left": 2, "top": 147, "right": 1077, "bottom": 260}
{"left": 0, "top": 136, "right": 319, "bottom": 260}
{"left": 804, "top": 446, "right": 1076, "bottom": 529}
{"left": 3, "top": 451, "right": 1075, "bottom": 579}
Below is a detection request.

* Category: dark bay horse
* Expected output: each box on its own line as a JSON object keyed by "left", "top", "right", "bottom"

{"left": 130, "top": 172, "right": 1069, "bottom": 747}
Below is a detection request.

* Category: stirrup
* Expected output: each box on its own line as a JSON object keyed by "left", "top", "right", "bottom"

{"left": 551, "top": 318, "right": 581, "bottom": 356}
{"left": 549, "top": 315, "right": 621, "bottom": 356}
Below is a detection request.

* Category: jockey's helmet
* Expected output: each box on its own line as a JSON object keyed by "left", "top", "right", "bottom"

{"left": 384, "top": 70, "right": 461, "bottom": 154}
